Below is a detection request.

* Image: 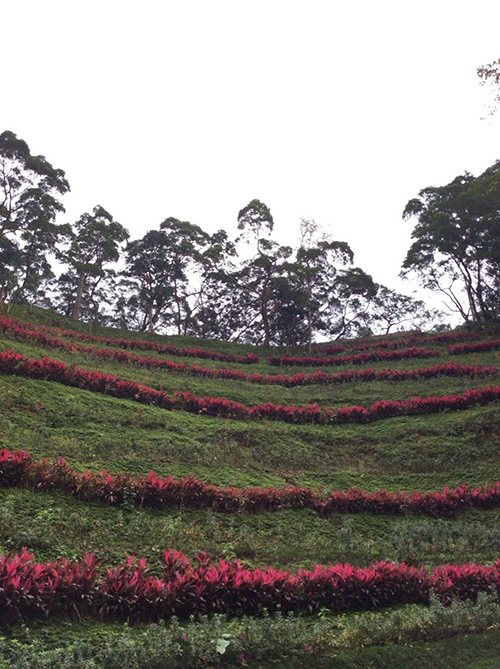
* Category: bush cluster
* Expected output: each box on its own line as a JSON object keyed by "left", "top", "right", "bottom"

{"left": 1, "top": 350, "right": 500, "bottom": 425}
{"left": 0, "top": 316, "right": 259, "bottom": 364}
{"left": 449, "top": 340, "right": 500, "bottom": 355}
{"left": 1, "top": 316, "right": 497, "bottom": 387}
{"left": 2, "top": 448, "right": 500, "bottom": 518}
{"left": 317, "top": 330, "right": 481, "bottom": 355}
{"left": 3, "top": 548, "right": 500, "bottom": 624}
{"left": 268, "top": 347, "right": 441, "bottom": 367}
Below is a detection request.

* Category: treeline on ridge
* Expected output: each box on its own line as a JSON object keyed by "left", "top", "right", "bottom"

{"left": 1, "top": 130, "right": 499, "bottom": 348}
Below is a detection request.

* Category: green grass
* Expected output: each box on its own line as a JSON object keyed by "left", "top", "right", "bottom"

{"left": 2, "top": 304, "right": 500, "bottom": 664}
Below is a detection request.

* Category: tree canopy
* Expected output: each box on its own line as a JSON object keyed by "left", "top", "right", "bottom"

{"left": 402, "top": 160, "right": 500, "bottom": 323}
{"left": 0, "top": 130, "right": 70, "bottom": 307}
{"left": 0, "top": 129, "right": 458, "bottom": 342}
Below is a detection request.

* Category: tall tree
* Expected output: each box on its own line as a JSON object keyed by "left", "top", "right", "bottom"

{"left": 123, "top": 218, "right": 210, "bottom": 335}
{"left": 60, "top": 205, "right": 129, "bottom": 321}
{"left": 236, "top": 200, "right": 291, "bottom": 346}
{"left": 158, "top": 218, "right": 210, "bottom": 335}
{"left": 189, "top": 229, "right": 239, "bottom": 340}
{"left": 324, "top": 266, "right": 378, "bottom": 340}
{"left": 402, "top": 161, "right": 500, "bottom": 323}
{"left": 294, "top": 218, "right": 355, "bottom": 350}
{"left": 124, "top": 229, "right": 177, "bottom": 334}
{"left": 367, "top": 286, "right": 443, "bottom": 335}
{"left": 0, "top": 130, "right": 70, "bottom": 307}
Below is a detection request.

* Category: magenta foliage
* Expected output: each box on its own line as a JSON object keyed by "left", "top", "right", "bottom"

{"left": 0, "top": 315, "right": 259, "bottom": 364}
{"left": 1, "top": 350, "right": 499, "bottom": 425}
{"left": 0, "top": 548, "right": 98, "bottom": 622}
{"left": 268, "top": 347, "right": 442, "bottom": 367}
{"left": 449, "top": 340, "right": 500, "bottom": 355}
{"left": 2, "top": 548, "right": 500, "bottom": 622}
{"left": 3, "top": 448, "right": 500, "bottom": 519}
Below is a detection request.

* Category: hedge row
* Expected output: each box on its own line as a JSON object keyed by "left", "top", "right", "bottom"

{"left": 268, "top": 347, "right": 442, "bottom": 367}
{"left": 316, "top": 331, "right": 482, "bottom": 355}
{"left": 0, "top": 316, "right": 496, "bottom": 387}
{"left": 0, "top": 316, "right": 258, "bottom": 364}
{"left": 2, "top": 448, "right": 500, "bottom": 518}
{"left": 449, "top": 340, "right": 500, "bottom": 355}
{"left": 1, "top": 548, "right": 500, "bottom": 623}
{"left": 1, "top": 350, "right": 499, "bottom": 425}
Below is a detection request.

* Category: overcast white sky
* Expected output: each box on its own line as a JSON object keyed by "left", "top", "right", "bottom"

{"left": 2, "top": 0, "right": 500, "bottom": 318}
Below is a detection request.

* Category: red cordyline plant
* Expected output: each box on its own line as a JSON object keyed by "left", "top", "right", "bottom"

{"left": 267, "top": 347, "right": 442, "bottom": 367}
{"left": 1, "top": 350, "right": 500, "bottom": 425}
{"left": 316, "top": 331, "right": 482, "bottom": 355}
{"left": 3, "top": 448, "right": 500, "bottom": 518}
{"left": 2, "top": 549, "right": 500, "bottom": 623}
{"left": 449, "top": 340, "right": 500, "bottom": 355}
{"left": 0, "top": 548, "right": 99, "bottom": 622}
{"left": 0, "top": 315, "right": 259, "bottom": 364}
{"left": 1, "top": 315, "right": 496, "bottom": 388}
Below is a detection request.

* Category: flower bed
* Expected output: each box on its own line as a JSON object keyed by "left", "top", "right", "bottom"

{"left": 0, "top": 316, "right": 258, "bottom": 364}
{"left": 1, "top": 350, "right": 499, "bottom": 425}
{"left": 0, "top": 316, "right": 496, "bottom": 387}
{"left": 1, "top": 548, "right": 500, "bottom": 623}
{"left": 268, "top": 348, "right": 441, "bottom": 367}
{"left": 2, "top": 448, "right": 500, "bottom": 518}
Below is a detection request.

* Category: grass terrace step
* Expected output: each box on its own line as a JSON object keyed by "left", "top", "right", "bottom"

{"left": 1, "top": 305, "right": 500, "bottom": 663}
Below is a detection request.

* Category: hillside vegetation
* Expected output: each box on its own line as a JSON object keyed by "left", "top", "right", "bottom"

{"left": 1, "top": 305, "right": 500, "bottom": 667}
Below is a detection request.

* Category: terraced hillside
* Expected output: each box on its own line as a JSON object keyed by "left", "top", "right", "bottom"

{"left": 1, "top": 305, "right": 500, "bottom": 668}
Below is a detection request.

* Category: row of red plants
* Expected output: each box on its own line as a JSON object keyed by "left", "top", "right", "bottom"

{"left": 0, "top": 316, "right": 259, "bottom": 364}
{"left": 1, "top": 315, "right": 496, "bottom": 387}
{"left": 3, "top": 448, "right": 500, "bottom": 518}
{"left": 268, "top": 347, "right": 442, "bottom": 367}
{"left": 449, "top": 340, "right": 500, "bottom": 356}
{"left": 1, "top": 547, "right": 500, "bottom": 622}
{"left": 2, "top": 350, "right": 500, "bottom": 424}
{"left": 316, "top": 331, "right": 482, "bottom": 355}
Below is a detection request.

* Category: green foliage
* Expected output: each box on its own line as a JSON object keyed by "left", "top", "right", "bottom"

{"left": 57, "top": 206, "right": 129, "bottom": 322}
{"left": 3, "top": 596, "right": 500, "bottom": 668}
{"left": 402, "top": 161, "right": 500, "bottom": 324}
{"left": 1, "top": 306, "right": 500, "bottom": 665}
{"left": 0, "top": 131, "right": 70, "bottom": 307}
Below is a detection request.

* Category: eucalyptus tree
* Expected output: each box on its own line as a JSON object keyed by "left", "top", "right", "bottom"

{"left": 286, "top": 218, "right": 377, "bottom": 345}
{"left": 402, "top": 160, "right": 500, "bottom": 323}
{"left": 236, "top": 199, "right": 292, "bottom": 346}
{"left": 0, "top": 130, "right": 70, "bottom": 307}
{"left": 123, "top": 218, "right": 212, "bottom": 335}
{"left": 189, "top": 228, "right": 240, "bottom": 340}
{"left": 367, "top": 286, "right": 442, "bottom": 335}
{"left": 123, "top": 229, "right": 177, "bottom": 333}
{"left": 59, "top": 205, "right": 129, "bottom": 321}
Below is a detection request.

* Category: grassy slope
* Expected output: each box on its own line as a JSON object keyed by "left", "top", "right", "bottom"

{"left": 1, "top": 305, "right": 500, "bottom": 666}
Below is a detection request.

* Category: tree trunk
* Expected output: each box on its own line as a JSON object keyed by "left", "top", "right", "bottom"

{"left": 148, "top": 305, "right": 155, "bottom": 334}
{"left": 261, "top": 293, "right": 271, "bottom": 347}
{"left": 72, "top": 274, "right": 85, "bottom": 320}
{"left": 306, "top": 280, "right": 312, "bottom": 353}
